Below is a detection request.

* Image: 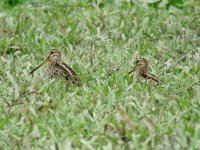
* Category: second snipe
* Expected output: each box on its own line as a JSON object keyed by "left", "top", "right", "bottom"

{"left": 29, "top": 49, "right": 82, "bottom": 86}
{"left": 128, "top": 55, "right": 159, "bottom": 85}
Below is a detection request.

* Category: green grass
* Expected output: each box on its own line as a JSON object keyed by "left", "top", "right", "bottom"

{"left": 0, "top": 0, "right": 200, "bottom": 149}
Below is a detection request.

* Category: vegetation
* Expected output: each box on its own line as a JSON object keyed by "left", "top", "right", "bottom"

{"left": 0, "top": 0, "right": 200, "bottom": 149}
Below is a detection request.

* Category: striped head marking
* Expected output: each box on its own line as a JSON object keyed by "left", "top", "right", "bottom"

{"left": 48, "top": 49, "right": 61, "bottom": 62}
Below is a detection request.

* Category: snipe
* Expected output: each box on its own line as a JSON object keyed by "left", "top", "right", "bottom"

{"left": 29, "top": 49, "right": 82, "bottom": 86}
{"left": 128, "top": 55, "right": 159, "bottom": 84}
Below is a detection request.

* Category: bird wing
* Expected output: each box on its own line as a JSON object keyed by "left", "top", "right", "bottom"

{"left": 56, "top": 62, "right": 82, "bottom": 86}
{"left": 142, "top": 72, "right": 159, "bottom": 84}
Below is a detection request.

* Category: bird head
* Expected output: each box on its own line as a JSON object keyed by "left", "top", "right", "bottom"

{"left": 47, "top": 49, "right": 61, "bottom": 63}
{"left": 135, "top": 55, "right": 148, "bottom": 69}
{"left": 29, "top": 48, "right": 61, "bottom": 75}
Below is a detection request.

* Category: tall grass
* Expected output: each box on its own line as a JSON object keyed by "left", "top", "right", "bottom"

{"left": 0, "top": 0, "right": 200, "bottom": 149}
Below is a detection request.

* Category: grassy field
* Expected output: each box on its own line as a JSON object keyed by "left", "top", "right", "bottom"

{"left": 0, "top": 0, "right": 200, "bottom": 149}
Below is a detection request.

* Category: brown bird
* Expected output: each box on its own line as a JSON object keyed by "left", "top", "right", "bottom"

{"left": 29, "top": 49, "right": 82, "bottom": 86}
{"left": 128, "top": 55, "right": 159, "bottom": 84}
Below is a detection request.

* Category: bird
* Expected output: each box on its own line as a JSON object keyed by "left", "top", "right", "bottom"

{"left": 128, "top": 55, "right": 159, "bottom": 84}
{"left": 29, "top": 48, "right": 82, "bottom": 86}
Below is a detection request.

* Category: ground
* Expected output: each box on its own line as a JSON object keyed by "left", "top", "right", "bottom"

{"left": 0, "top": 0, "right": 200, "bottom": 149}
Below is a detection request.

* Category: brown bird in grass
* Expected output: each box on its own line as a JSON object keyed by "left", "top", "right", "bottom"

{"left": 29, "top": 49, "right": 82, "bottom": 86}
{"left": 128, "top": 55, "right": 159, "bottom": 84}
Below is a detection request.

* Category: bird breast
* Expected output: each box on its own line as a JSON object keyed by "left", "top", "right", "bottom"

{"left": 47, "top": 63, "right": 64, "bottom": 79}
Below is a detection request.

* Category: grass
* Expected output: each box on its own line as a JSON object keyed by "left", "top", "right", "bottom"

{"left": 0, "top": 0, "right": 200, "bottom": 149}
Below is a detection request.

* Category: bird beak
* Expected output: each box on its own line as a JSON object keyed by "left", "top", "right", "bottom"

{"left": 29, "top": 55, "right": 50, "bottom": 75}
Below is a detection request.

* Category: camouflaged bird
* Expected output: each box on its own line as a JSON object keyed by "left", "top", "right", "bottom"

{"left": 29, "top": 49, "right": 82, "bottom": 86}
{"left": 128, "top": 55, "right": 159, "bottom": 84}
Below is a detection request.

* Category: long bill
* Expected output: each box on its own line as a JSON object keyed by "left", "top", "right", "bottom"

{"left": 29, "top": 56, "right": 49, "bottom": 75}
{"left": 128, "top": 67, "right": 136, "bottom": 74}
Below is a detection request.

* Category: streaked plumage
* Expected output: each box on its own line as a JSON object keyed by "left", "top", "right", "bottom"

{"left": 128, "top": 55, "right": 159, "bottom": 84}
{"left": 29, "top": 49, "right": 82, "bottom": 86}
